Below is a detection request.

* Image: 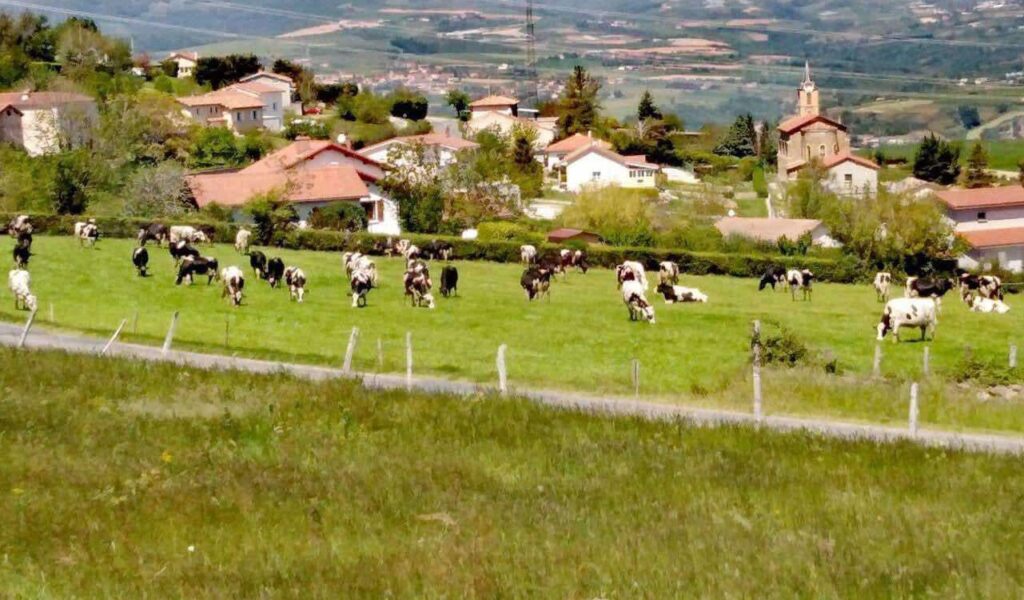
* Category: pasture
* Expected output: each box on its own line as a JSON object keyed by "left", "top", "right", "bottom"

{"left": 2, "top": 349, "right": 1024, "bottom": 596}
{"left": 4, "top": 236, "right": 1024, "bottom": 432}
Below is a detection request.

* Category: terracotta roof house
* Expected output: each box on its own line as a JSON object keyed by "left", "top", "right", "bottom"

{"left": 547, "top": 228, "right": 602, "bottom": 244}
{"left": 0, "top": 91, "right": 96, "bottom": 156}
{"left": 238, "top": 71, "right": 297, "bottom": 117}
{"left": 714, "top": 217, "right": 840, "bottom": 248}
{"left": 555, "top": 142, "right": 659, "bottom": 192}
{"left": 935, "top": 185, "right": 1024, "bottom": 273}
{"left": 469, "top": 95, "right": 519, "bottom": 114}
{"left": 178, "top": 78, "right": 292, "bottom": 133}
{"left": 187, "top": 139, "right": 399, "bottom": 235}
{"left": 542, "top": 132, "right": 612, "bottom": 169}
{"left": 359, "top": 133, "right": 479, "bottom": 167}
{"left": 167, "top": 51, "right": 198, "bottom": 78}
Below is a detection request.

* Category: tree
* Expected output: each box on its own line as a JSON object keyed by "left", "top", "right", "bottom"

{"left": 316, "top": 82, "right": 357, "bottom": 105}
{"left": 913, "top": 134, "right": 961, "bottom": 185}
{"left": 957, "top": 105, "right": 981, "bottom": 130}
{"left": 153, "top": 74, "right": 174, "bottom": 94}
{"left": 390, "top": 88, "right": 429, "bottom": 120}
{"left": 556, "top": 65, "right": 602, "bottom": 138}
{"left": 1018, "top": 159, "right": 1024, "bottom": 187}
{"left": 245, "top": 191, "right": 297, "bottom": 244}
{"left": 190, "top": 127, "right": 246, "bottom": 168}
{"left": 194, "top": 54, "right": 261, "bottom": 89}
{"left": 714, "top": 114, "right": 757, "bottom": 158}
{"left": 309, "top": 202, "right": 368, "bottom": 231}
{"left": 558, "top": 186, "right": 655, "bottom": 247}
{"left": 637, "top": 90, "right": 662, "bottom": 121}
{"left": 52, "top": 150, "right": 92, "bottom": 214}
{"left": 446, "top": 88, "right": 471, "bottom": 120}
{"left": 123, "top": 162, "right": 192, "bottom": 217}
{"left": 271, "top": 58, "right": 305, "bottom": 82}
{"left": 962, "top": 141, "right": 992, "bottom": 188}
{"left": 159, "top": 59, "right": 178, "bottom": 78}
{"left": 352, "top": 92, "right": 391, "bottom": 124}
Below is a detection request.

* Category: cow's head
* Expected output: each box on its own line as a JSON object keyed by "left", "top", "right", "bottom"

{"left": 656, "top": 282, "right": 674, "bottom": 298}
{"left": 876, "top": 310, "right": 893, "bottom": 341}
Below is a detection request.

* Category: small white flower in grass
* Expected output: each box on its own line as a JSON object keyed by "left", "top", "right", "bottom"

{"left": 187, "top": 545, "right": 195, "bottom": 553}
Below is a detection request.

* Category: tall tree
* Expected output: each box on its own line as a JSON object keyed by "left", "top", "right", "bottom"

{"left": 714, "top": 114, "right": 757, "bottom": 158}
{"left": 556, "top": 65, "right": 602, "bottom": 138}
{"left": 913, "top": 134, "right": 961, "bottom": 185}
{"left": 637, "top": 90, "right": 662, "bottom": 121}
{"left": 445, "top": 88, "right": 471, "bottom": 121}
{"left": 390, "top": 88, "right": 429, "bottom": 120}
{"left": 194, "top": 54, "right": 261, "bottom": 90}
{"left": 962, "top": 141, "right": 992, "bottom": 189}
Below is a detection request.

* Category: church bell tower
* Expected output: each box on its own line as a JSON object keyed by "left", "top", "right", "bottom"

{"left": 798, "top": 61, "right": 820, "bottom": 116}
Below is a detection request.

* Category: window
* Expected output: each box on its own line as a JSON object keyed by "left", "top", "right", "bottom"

{"left": 252, "top": 110, "right": 258, "bottom": 119}
{"left": 833, "top": 143, "right": 839, "bottom": 154}
{"left": 818, "top": 144, "right": 826, "bottom": 158}
{"left": 844, "top": 173, "right": 853, "bottom": 188}
{"left": 806, "top": 147, "right": 812, "bottom": 160}
{"left": 272, "top": 102, "right": 277, "bottom": 110}
{"left": 978, "top": 211, "right": 988, "bottom": 223}
{"left": 592, "top": 171, "right": 601, "bottom": 179}
{"left": 235, "top": 112, "right": 241, "bottom": 121}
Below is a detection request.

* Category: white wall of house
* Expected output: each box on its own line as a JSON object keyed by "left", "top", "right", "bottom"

{"left": 959, "top": 246, "right": 1024, "bottom": 273}
{"left": 825, "top": 162, "right": 877, "bottom": 196}
{"left": 175, "top": 57, "right": 196, "bottom": 78}
{"left": 367, "top": 186, "right": 401, "bottom": 235}
{"left": 224, "top": 107, "right": 264, "bottom": 133}
{"left": 256, "top": 91, "right": 288, "bottom": 132}
{"left": 565, "top": 152, "right": 630, "bottom": 192}
{"left": 362, "top": 143, "right": 459, "bottom": 168}
{"left": 949, "top": 206, "right": 1024, "bottom": 231}
{"left": 244, "top": 75, "right": 296, "bottom": 114}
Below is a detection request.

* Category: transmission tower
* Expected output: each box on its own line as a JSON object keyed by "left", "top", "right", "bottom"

{"left": 523, "top": 0, "right": 538, "bottom": 108}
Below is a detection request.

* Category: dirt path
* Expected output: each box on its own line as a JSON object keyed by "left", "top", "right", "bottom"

{"left": 4, "top": 321, "right": 1024, "bottom": 455}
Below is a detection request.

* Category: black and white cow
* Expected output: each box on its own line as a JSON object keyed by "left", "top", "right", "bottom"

{"left": 74, "top": 220, "right": 99, "bottom": 248}
{"left": 959, "top": 273, "right": 1003, "bottom": 302}
{"left": 351, "top": 269, "right": 373, "bottom": 308}
{"left": 969, "top": 296, "right": 1011, "bottom": 314}
{"left": 658, "top": 261, "right": 680, "bottom": 286}
{"left": 424, "top": 240, "right": 454, "bottom": 261}
{"left": 7, "top": 215, "right": 31, "bottom": 237}
{"left": 905, "top": 276, "right": 955, "bottom": 311}
{"left": 132, "top": 247, "right": 149, "bottom": 277}
{"left": 440, "top": 265, "right": 459, "bottom": 297}
{"left": 265, "top": 257, "right": 285, "bottom": 288}
{"left": 656, "top": 282, "right": 708, "bottom": 304}
{"left": 787, "top": 269, "right": 814, "bottom": 301}
{"left": 758, "top": 266, "right": 787, "bottom": 291}
{"left": 137, "top": 223, "right": 169, "bottom": 246}
{"left": 169, "top": 225, "right": 208, "bottom": 245}
{"left": 877, "top": 297, "right": 938, "bottom": 342}
{"left": 221, "top": 266, "right": 245, "bottom": 307}
{"left": 616, "top": 261, "right": 648, "bottom": 290}
{"left": 622, "top": 280, "right": 656, "bottom": 324}
{"left": 873, "top": 272, "right": 893, "bottom": 303}
{"left": 520, "top": 265, "right": 553, "bottom": 301}
{"left": 404, "top": 267, "right": 435, "bottom": 309}
{"left": 175, "top": 256, "right": 219, "bottom": 285}
{"left": 169, "top": 240, "right": 200, "bottom": 265}
{"left": 520, "top": 244, "right": 537, "bottom": 265}
{"left": 12, "top": 239, "right": 31, "bottom": 269}
{"left": 571, "top": 249, "right": 589, "bottom": 274}
{"left": 249, "top": 251, "right": 267, "bottom": 278}
{"left": 284, "top": 266, "right": 306, "bottom": 302}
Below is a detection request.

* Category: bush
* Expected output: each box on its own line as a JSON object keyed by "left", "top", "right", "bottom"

{"left": 477, "top": 221, "right": 544, "bottom": 245}
{"left": 759, "top": 325, "right": 810, "bottom": 368}
{"left": 309, "top": 202, "right": 368, "bottom": 232}
{"left": 952, "top": 347, "right": 1018, "bottom": 386}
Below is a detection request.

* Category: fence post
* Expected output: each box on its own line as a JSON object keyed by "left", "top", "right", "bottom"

{"left": 1011, "top": 344, "right": 1018, "bottom": 369}
{"left": 100, "top": 319, "right": 128, "bottom": 356}
{"left": 908, "top": 382, "right": 919, "bottom": 436}
{"left": 405, "top": 332, "right": 413, "bottom": 392}
{"left": 16, "top": 309, "right": 37, "bottom": 349}
{"left": 342, "top": 326, "right": 360, "bottom": 374}
{"left": 631, "top": 359, "right": 640, "bottom": 399}
{"left": 497, "top": 344, "right": 508, "bottom": 395}
{"left": 922, "top": 346, "right": 930, "bottom": 377}
{"left": 752, "top": 320, "right": 763, "bottom": 422}
{"left": 161, "top": 311, "right": 179, "bottom": 355}
{"left": 872, "top": 343, "right": 883, "bottom": 378}
{"left": 224, "top": 315, "right": 230, "bottom": 348}
{"left": 377, "top": 337, "right": 384, "bottom": 371}
{"left": 132, "top": 310, "right": 138, "bottom": 336}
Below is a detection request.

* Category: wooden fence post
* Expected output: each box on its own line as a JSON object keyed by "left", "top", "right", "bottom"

{"left": 752, "top": 320, "right": 763, "bottom": 421}
{"left": 377, "top": 337, "right": 384, "bottom": 371}
{"left": 909, "top": 382, "right": 919, "bottom": 436}
{"left": 17, "top": 309, "right": 37, "bottom": 349}
{"left": 101, "top": 319, "right": 128, "bottom": 356}
{"left": 631, "top": 359, "right": 640, "bottom": 399}
{"left": 132, "top": 310, "right": 139, "bottom": 336}
{"left": 224, "top": 315, "right": 230, "bottom": 348}
{"left": 342, "top": 326, "right": 360, "bottom": 374}
{"left": 497, "top": 344, "right": 508, "bottom": 395}
{"left": 1011, "top": 344, "right": 1018, "bottom": 369}
{"left": 922, "top": 346, "right": 930, "bottom": 377}
{"left": 872, "top": 343, "right": 883, "bottom": 378}
{"left": 161, "top": 311, "right": 179, "bottom": 355}
{"left": 405, "top": 332, "right": 413, "bottom": 392}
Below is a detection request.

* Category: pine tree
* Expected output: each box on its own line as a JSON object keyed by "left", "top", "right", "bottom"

{"left": 556, "top": 66, "right": 602, "bottom": 138}
{"left": 962, "top": 142, "right": 992, "bottom": 188}
{"left": 637, "top": 90, "right": 661, "bottom": 121}
{"left": 714, "top": 114, "right": 757, "bottom": 158}
{"left": 913, "top": 134, "right": 961, "bottom": 185}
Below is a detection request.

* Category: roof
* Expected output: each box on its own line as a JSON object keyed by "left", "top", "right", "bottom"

{"left": 935, "top": 186, "right": 1024, "bottom": 210}
{"left": 547, "top": 228, "right": 602, "bottom": 242}
{"left": 239, "top": 71, "right": 295, "bottom": 86}
{"left": 0, "top": 91, "right": 94, "bottom": 110}
{"left": 0, "top": 104, "right": 23, "bottom": 115}
{"left": 470, "top": 94, "right": 518, "bottom": 108}
{"left": 188, "top": 165, "right": 369, "bottom": 207}
{"left": 361, "top": 133, "right": 479, "bottom": 154}
{"left": 167, "top": 51, "right": 198, "bottom": 62}
{"left": 545, "top": 133, "right": 611, "bottom": 154}
{"left": 244, "top": 139, "right": 385, "bottom": 181}
{"left": 959, "top": 227, "right": 1024, "bottom": 249}
{"left": 563, "top": 143, "right": 659, "bottom": 170}
{"left": 714, "top": 217, "right": 824, "bottom": 243}
{"left": 777, "top": 113, "right": 847, "bottom": 135}
{"left": 232, "top": 81, "right": 283, "bottom": 94}
{"left": 821, "top": 152, "right": 879, "bottom": 170}
{"left": 178, "top": 89, "right": 263, "bottom": 110}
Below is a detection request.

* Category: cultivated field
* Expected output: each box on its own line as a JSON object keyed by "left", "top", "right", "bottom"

{"left": 2, "top": 349, "right": 1024, "bottom": 596}
{"left": 5, "top": 236, "right": 1024, "bottom": 432}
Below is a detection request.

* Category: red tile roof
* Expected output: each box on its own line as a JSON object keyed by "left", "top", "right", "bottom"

{"left": 935, "top": 186, "right": 1024, "bottom": 210}
{"left": 959, "top": 227, "right": 1024, "bottom": 249}
{"left": 245, "top": 139, "right": 385, "bottom": 181}
{"left": 0, "top": 91, "right": 93, "bottom": 110}
{"left": 178, "top": 89, "right": 263, "bottom": 110}
{"left": 777, "top": 113, "right": 847, "bottom": 134}
{"left": 239, "top": 71, "right": 294, "bottom": 85}
{"left": 470, "top": 94, "right": 518, "bottom": 108}
{"left": 232, "top": 80, "right": 283, "bottom": 94}
{"left": 361, "top": 133, "right": 479, "bottom": 154}
{"left": 822, "top": 152, "right": 879, "bottom": 170}
{"left": 563, "top": 143, "right": 659, "bottom": 169}
{"left": 188, "top": 166, "right": 369, "bottom": 207}
{"left": 547, "top": 228, "right": 602, "bottom": 242}
{"left": 545, "top": 133, "right": 610, "bottom": 154}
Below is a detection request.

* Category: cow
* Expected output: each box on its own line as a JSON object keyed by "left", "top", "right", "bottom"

{"left": 351, "top": 270, "right": 373, "bottom": 308}
{"left": 235, "top": 228, "right": 252, "bottom": 254}
{"left": 877, "top": 297, "right": 937, "bottom": 342}
{"left": 873, "top": 272, "right": 893, "bottom": 303}
{"left": 404, "top": 244, "right": 421, "bottom": 261}
{"left": 169, "top": 225, "right": 201, "bottom": 245}
{"left": 394, "top": 239, "right": 412, "bottom": 257}
{"left": 787, "top": 269, "right": 813, "bottom": 301}
{"left": 74, "top": 220, "right": 99, "bottom": 248}
{"left": 905, "top": 276, "right": 955, "bottom": 311}
{"left": 520, "top": 265, "right": 553, "bottom": 301}
{"left": 520, "top": 244, "right": 537, "bottom": 265}
{"left": 249, "top": 250, "right": 267, "bottom": 278}
{"left": 559, "top": 249, "right": 575, "bottom": 273}
{"left": 440, "top": 265, "right": 458, "bottom": 297}
{"left": 175, "top": 256, "right": 219, "bottom": 286}
{"left": 191, "top": 230, "right": 210, "bottom": 245}
{"left": 424, "top": 240, "right": 454, "bottom": 261}
{"left": 343, "top": 252, "right": 377, "bottom": 286}
{"left": 8, "top": 268, "right": 36, "bottom": 312}
{"left": 658, "top": 261, "right": 680, "bottom": 286}
{"left": 7, "top": 215, "right": 30, "bottom": 237}
{"left": 656, "top": 282, "right": 708, "bottom": 304}
{"left": 571, "top": 249, "right": 589, "bottom": 274}
{"left": 758, "top": 267, "right": 787, "bottom": 292}
{"left": 284, "top": 266, "right": 306, "bottom": 302}
{"left": 622, "top": 279, "right": 655, "bottom": 324}
{"left": 220, "top": 266, "right": 245, "bottom": 307}
{"left": 132, "top": 247, "right": 149, "bottom": 277}
{"left": 265, "top": 257, "right": 285, "bottom": 288}
{"left": 616, "top": 261, "right": 649, "bottom": 290}
{"left": 169, "top": 240, "right": 200, "bottom": 265}
{"left": 12, "top": 239, "right": 31, "bottom": 269}
{"left": 959, "top": 273, "right": 1003, "bottom": 302}
{"left": 969, "top": 296, "right": 1011, "bottom": 314}
{"left": 137, "top": 223, "right": 169, "bottom": 246}
{"left": 404, "top": 268, "right": 435, "bottom": 309}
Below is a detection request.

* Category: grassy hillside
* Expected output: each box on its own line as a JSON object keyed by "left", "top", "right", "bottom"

{"left": 5, "top": 236, "right": 1024, "bottom": 433}
{"left": 874, "top": 139, "right": 1024, "bottom": 172}
{"left": 2, "top": 349, "right": 1024, "bottom": 596}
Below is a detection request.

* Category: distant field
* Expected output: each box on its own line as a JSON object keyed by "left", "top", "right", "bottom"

{"left": 2, "top": 349, "right": 1024, "bottom": 596}
{"left": 874, "top": 138, "right": 1024, "bottom": 171}
{"left": 5, "top": 237, "right": 1024, "bottom": 433}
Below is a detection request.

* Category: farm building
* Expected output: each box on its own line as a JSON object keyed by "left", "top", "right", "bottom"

{"left": 714, "top": 217, "right": 839, "bottom": 248}
{"left": 187, "top": 139, "right": 400, "bottom": 235}
{"left": 556, "top": 142, "right": 659, "bottom": 193}
{"left": 957, "top": 228, "right": 1024, "bottom": 273}
{"left": 0, "top": 91, "right": 96, "bottom": 156}
{"left": 547, "top": 228, "right": 602, "bottom": 244}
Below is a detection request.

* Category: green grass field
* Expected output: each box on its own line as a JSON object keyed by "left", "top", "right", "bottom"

{"left": 5, "top": 236, "right": 1024, "bottom": 433}
{"left": 2, "top": 349, "right": 1024, "bottom": 596}
{"left": 872, "top": 138, "right": 1024, "bottom": 172}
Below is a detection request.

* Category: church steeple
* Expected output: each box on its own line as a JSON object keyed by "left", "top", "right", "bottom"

{"left": 797, "top": 61, "right": 820, "bottom": 116}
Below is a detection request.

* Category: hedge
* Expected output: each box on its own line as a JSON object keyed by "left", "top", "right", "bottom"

{"left": 3, "top": 212, "right": 862, "bottom": 283}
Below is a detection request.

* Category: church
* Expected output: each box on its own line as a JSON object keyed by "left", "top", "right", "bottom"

{"left": 776, "top": 64, "right": 879, "bottom": 196}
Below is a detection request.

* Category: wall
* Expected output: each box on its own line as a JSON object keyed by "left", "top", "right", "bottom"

{"left": 565, "top": 152, "right": 629, "bottom": 192}
{"left": 0, "top": 108, "right": 23, "bottom": 148}
{"left": 960, "top": 246, "right": 1024, "bottom": 273}
{"left": 258, "top": 91, "right": 288, "bottom": 132}
{"left": 226, "top": 107, "right": 263, "bottom": 133}
{"left": 949, "top": 206, "right": 1024, "bottom": 231}
{"left": 826, "top": 162, "right": 877, "bottom": 196}
{"left": 20, "top": 108, "right": 61, "bottom": 156}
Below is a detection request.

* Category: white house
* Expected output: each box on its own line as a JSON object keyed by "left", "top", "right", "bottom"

{"left": 178, "top": 79, "right": 291, "bottom": 133}
{"left": 542, "top": 132, "right": 611, "bottom": 170}
{"left": 167, "top": 52, "right": 198, "bottom": 78}
{"left": 0, "top": 91, "right": 96, "bottom": 156}
{"left": 820, "top": 154, "right": 879, "bottom": 197}
{"left": 238, "top": 72, "right": 297, "bottom": 115}
{"left": 465, "top": 94, "right": 557, "bottom": 149}
{"left": 936, "top": 186, "right": 1024, "bottom": 273}
{"left": 558, "top": 143, "right": 659, "bottom": 193}
{"left": 359, "top": 132, "right": 479, "bottom": 168}
{"left": 714, "top": 217, "right": 840, "bottom": 248}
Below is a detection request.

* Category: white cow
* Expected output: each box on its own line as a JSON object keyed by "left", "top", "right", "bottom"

{"left": 8, "top": 269, "right": 37, "bottom": 312}
{"left": 344, "top": 252, "right": 377, "bottom": 287}
{"left": 656, "top": 283, "right": 707, "bottom": 304}
{"left": 284, "top": 266, "right": 306, "bottom": 303}
{"left": 220, "top": 266, "right": 245, "bottom": 307}
{"left": 520, "top": 244, "right": 537, "bottom": 265}
{"left": 617, "top": 261, "right": 649, "bottom": 290}
{"left": 787, "top": 269, "right": 814, "bottom": 301}
{"left": 622, "top": 279, "right": 655, "bottom": 324}
{"left": 169, "top": 225, "right": 196, "bottom": 245}
{"left": 970, "top": 296, "right": 1011, "bottom": 314}
{"left": 658, "top": 261, "right": 680, "bottom": 286}
{"left": 235, "top": 228, "right": 252, "bottom": 254}
{"left": 74, "top": 219, "right": 99, "bottom": 247}
{"left": 877, "top": 297, "right": 937, "bottom": 342}
{"left": 873, "top": 272, "right": 892, "bottom": 303}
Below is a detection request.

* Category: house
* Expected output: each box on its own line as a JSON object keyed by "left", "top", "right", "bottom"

{"left": 776, "top": 63, "right": 878, "bottom": 196}
{"left": 547, "top": 228, "right": 602, "bottom": 244}
{"left": 957, "top": 228, "right": 1024, "bottom": 273}
{"left": 713, "top": 217, "right": 840, "bottom": 248}
{"left": 167, "top": 52, "right": 198, "bottom": 78}
{"left": 935, "top": 186, "right": 1024, "bottom": 273}
{"left": 557, "top": 142, "right": 659, "bottom": 193}
{"left": 541, "top": 132, "right": 611, "bottom": 170}
{"left": 0, "top": 91, "right": 97, "bottom": 156}
{"left": 187, "top": 139, "right": 400, "bottom": 235}
{"left": 238, "top": 72, "right": 297, "bottom": 115}
{"left": 178, "top": 80, "right": 291, "bottom": 132}
{"left": 465, "top": 93, "right": 557, "bottom": 148}
{"left": 469, "top": 95, "right": 519, "bottom": 117}
{"left": 359, "top": 132, "right": 479, "bottom": 168}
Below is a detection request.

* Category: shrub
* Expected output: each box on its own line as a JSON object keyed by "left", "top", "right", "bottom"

{"left": 952, "top": 347, "right": 1018, "bottom": 386}
{"left": 758, "top": 323, "right": 810, "bottom": 367}
{"left": 477, "top": 221, "right": 544, "bottom": 245}
{"left": 309, "top": 202, "right": 368, "bottom": 232}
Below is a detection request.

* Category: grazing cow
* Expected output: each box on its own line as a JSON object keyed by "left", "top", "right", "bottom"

{"left": 787, "top": 269, "right": 814, "bottom": 301}
{"left": 520, "top": 244, "right": 537, "bottom": 265}
{"left": 959, "top": 273, "right": 1003, "bottom": 302}
{"left": 192, "top": 230, "right": 210, "bottom": 245}
{"left": 877, "top": 297, "right": 937, "bottom": 342}
{"left": 249, "top": 250, "right": 267, "bottom": 278}
{"left": 175, "top": 256, "right": 219, "bottom": 285}
{"left": 969, "top": 296, "right": 1011, "bottom": 314}
{"left": 622, "top": 280, "right": 656, "bottom": 324}
{"left": 265, "top": 257, "right": 285, "bottom": 288}
{"left": 74, "top": 220, "right": 99, "bottom": 247}
{"left": 284, "top": 266, "right": 306, "bottom": 302}
{"left": 616, "top": 261, "right": 649, "bottom": 290}
{"left": 873, "top": 272, "right": 893, "bottom": 303}
{"left": 220, "top": 266, "right": 245, "bottom": 307}
{"left": 571, "top": 249, "right": 589, "bottom": 274}
{"left": 404, "top": 268, "right": 435, "bottom": 309}
{"left": 559, "top": 249, "right": 575, "bottom": 273}
{"left": 8, "top": 269, "right": 36, "bottom": 312}
{"left": 656, "top": 282, "right": 708, "bottom": 304}
{"left": 658, "top": 261, "right": 680, "bottom": 286}
{"left": 404, "top": 244, "right": 421, "bottom": 260}
{"left": 905, "top": 276, "right": 955, "bottom": 311}
{"left": 234, "top": 228, "right": 252, "bottom": 254}
{"left": 758, "top": 266, "right": 787, "bottom": 291}
{"left": 350, "top": 270, "right": 373, "bottom": 308}
{"left": 132, "top": 247, "right": 149, "bottom": 277}
{"left": 12, "top": 239, "right": 31, "bottom": 268}
{"left": 394, "top": 238, "right": 412, "bottom": 257}
{"left": 169, "top": 225, "right": 199, "bottom": 245}
{"left": 372, "top": 238, "right": 393, "bottom": 257}
{"left": 424, "top": 240, "right": 454, "bottom": 261}
{"left": 343, "top": 252, "right": 377, "bottom": 283}
{"left": 137, "top": 223, "right": 168, "bottom": 246}
{"left": 440, "top": 265, "right": 459, "bottom": 297}
{"left": 520, "top": 266, "right": 553, "bottom": 301}
{"left": 169, "top": 240, "right": 200, "bottom": 265}
{"left": 7, "top": 215, "right": 31, "bottom": 237}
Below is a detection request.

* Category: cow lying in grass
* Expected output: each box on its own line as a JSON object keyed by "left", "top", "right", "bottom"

{"left": 656, "top": 283, "right": 707, "bottom": 304}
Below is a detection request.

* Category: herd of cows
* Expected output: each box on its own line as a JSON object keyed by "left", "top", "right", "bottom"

{"left": 2, "top": 214, "right": 1016, "bottom": 345}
